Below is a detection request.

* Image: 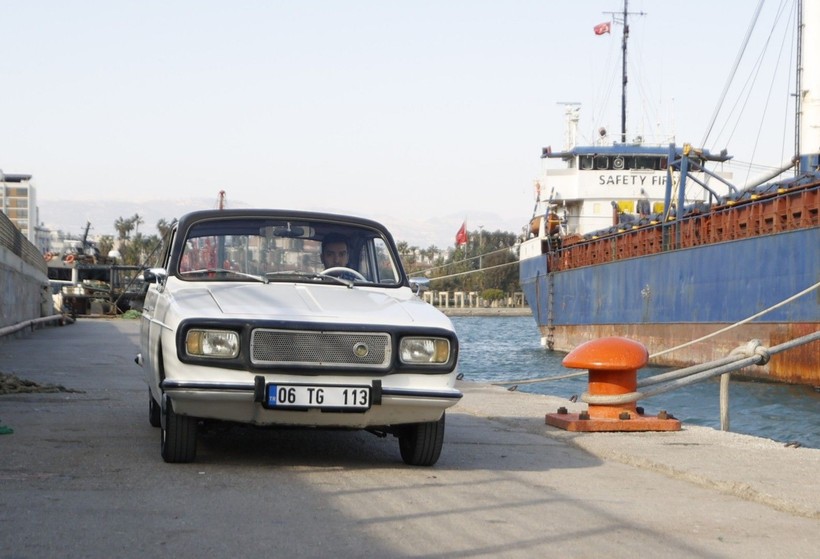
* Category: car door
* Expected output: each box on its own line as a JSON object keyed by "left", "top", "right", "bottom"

{"left": 140, "top": 227, "right": 176, "bottom": 388}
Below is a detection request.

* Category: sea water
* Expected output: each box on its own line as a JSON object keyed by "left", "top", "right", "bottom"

{"left": 451, "top": 316, "right": 820, "bottom": 449}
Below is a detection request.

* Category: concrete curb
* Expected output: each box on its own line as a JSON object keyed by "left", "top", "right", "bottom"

{"left": 455, "top": 381, "right": 820, "bottom": 519}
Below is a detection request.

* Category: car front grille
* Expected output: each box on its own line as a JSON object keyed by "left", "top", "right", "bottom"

{"left": 250, "top": 328, "right": 392, "bottom": 368}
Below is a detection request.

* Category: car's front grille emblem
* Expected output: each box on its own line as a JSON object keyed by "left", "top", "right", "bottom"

{"left": 353, "top": 342, "right": 369, "bottom": 358}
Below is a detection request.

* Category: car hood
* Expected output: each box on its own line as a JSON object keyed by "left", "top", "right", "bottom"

{"left": 170, "top": 282, "right": 448, "bottom": 328}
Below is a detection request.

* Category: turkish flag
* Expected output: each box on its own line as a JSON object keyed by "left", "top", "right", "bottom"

{"left": 594, "top": 22, "right": 611, "bottom": 35}
{"left": 455, "top": 222, "right": 468, "bottom": 246}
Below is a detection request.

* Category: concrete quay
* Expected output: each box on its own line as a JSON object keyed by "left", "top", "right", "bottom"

{"left": 0, "top": 319, "right": 817, "bottom": 558}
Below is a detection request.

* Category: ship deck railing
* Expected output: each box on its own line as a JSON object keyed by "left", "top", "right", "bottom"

{"left": 549, "top": 181, "right": 819, "bottom": 271}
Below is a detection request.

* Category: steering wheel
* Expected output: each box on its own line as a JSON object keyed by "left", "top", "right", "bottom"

{"left": 321, "top": 267, "right": 366, "bottom": 281}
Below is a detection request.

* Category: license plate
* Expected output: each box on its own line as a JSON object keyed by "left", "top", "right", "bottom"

{"left": 265, "top": 383, "right": 371, "bottom": 410}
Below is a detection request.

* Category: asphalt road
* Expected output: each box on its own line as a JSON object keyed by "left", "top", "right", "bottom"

{"left": 0, "top": 319, "right": 817, "bottom": 558}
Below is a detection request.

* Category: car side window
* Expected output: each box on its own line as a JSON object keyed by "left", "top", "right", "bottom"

{"left": 373, "top": 238, "right": 399, "bottom": 284}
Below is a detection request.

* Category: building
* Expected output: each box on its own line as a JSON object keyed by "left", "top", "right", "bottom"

{"left": 0, "top": 172, "right": 44, "bottom": 251}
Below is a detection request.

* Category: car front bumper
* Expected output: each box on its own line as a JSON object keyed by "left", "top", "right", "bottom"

{"left": 160, "top": 376, "right": 462, "bottom": 428}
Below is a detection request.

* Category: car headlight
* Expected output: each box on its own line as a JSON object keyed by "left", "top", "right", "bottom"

{"left": 399, "top": 337, "right": 450, "bottom": 364}
{"left": 185, "top": 329, "right": 239, "bottom": 358}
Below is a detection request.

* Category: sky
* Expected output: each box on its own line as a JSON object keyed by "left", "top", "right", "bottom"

{"left": 0, "top": 1, "right": 799, "bottom": 248}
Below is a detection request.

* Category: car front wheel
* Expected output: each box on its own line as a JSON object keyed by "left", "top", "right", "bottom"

{"left": 161, "top": 400, "right": 198, "bottom": 463}
{"left": 398, "top": 413, "right": 445, "bottom": 466}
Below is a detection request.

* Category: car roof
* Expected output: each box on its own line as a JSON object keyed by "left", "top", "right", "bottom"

{"left": 175, "top": 208, "right": 391, "bottom": 234}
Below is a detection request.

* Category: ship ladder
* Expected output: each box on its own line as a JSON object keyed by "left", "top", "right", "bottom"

{"left": 546, "top": 268, "right": 555, "bottom": 350}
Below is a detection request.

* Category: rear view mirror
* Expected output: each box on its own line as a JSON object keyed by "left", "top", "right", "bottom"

{"left": 409, "top": 277, "right": 430, "bottom": 295}
{"left": 143, "top": 268, "right": 167, "bottom": 284}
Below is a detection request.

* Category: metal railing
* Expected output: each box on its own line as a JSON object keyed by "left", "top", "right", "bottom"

{"left": 494, "top": 331, "right": 820, "bottom": 433}
{"left": 0, "top": 211, "right": 46, "bottom": 274}
{"left": 581, "top": 332, "right": 820, "bottom": 431}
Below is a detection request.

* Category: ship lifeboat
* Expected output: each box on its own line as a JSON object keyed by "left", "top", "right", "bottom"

{"left": 547, "top": 213, "right": 561, "bottom": 235}
{"left": 529, "top": 213, "right": 561, "bottom": 237}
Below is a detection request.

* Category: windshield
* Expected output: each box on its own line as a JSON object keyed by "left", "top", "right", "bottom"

{"left": 176, "top": 217, "right": 402, "bottom": 286}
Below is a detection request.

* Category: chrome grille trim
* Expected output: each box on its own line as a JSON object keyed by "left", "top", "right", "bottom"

{"left": 250, "top": 328, "right": 392, "bottom": 368}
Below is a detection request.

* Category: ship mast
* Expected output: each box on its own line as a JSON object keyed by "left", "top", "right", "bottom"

{"left": 798, "top": 0, "right": 820, "bottom": 172}
{"left": 620, "top": 0, "right": 628, "bottom": 144}
{"left": 605, "top": 1, "right": 645, "bottom": 144}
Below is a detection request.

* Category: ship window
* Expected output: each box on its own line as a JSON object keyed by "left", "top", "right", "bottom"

{"left": 594, "top": 155, "right": 609, "bottom": 170}
{"left": 634, "top": 157, "right": 657, "bottom": 170}
{"left": 580, "top": 156, "right": 593, "bottom": 170}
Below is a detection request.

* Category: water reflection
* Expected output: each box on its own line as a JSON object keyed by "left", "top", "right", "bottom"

{"left": 451, "top": 316, "right": 819, "bottom": 449}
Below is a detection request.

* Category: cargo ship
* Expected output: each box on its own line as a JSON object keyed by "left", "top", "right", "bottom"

{"left": 519, "top": 1, "right": 819, "bottom": 384}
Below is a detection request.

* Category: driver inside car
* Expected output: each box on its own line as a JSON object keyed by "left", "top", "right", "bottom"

{"left": 320, "top": 233, "right": 365, "bottom": 281}
{"left": 320, "top": 233, "right": 350, "bottom": 269}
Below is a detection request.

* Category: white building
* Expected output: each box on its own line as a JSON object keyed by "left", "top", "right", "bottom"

{"left": 0, "top": 172, "right": 45, "bottom": 252}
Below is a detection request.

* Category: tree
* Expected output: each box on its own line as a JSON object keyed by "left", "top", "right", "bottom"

{"left": 114, "top": 216, "right": 134, "bottom": 241}
{"left": 404, "top": 227, "right": 520, "bottom": 299}
{"left": 112, "top": 217, "right": 171, "bottom": 266}
{"left": 97, "top": 235, "right": 115, "bottom": 259}
{"left": 156, "top": 218, "right": 174, "bottom": 240}
{"left": 132, "top": 214, "right": 144, "bottom": 235}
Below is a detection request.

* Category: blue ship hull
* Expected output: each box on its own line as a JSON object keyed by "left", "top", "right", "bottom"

{"left": 520, "top": 228, "right": 820, "bottom": 384}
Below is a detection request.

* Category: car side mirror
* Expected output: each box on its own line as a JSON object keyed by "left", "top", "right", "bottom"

{"left": 143, "top": 268, "right": 168, "bottom": 284}
{"left": 409, "top": 277, "right": 430, "bottom": 295}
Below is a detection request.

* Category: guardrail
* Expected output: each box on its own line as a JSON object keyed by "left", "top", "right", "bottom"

{"left": 0, "top": 315, "right": 72, "bottom": 339}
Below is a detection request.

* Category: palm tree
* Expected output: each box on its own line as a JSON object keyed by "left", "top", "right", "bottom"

{"left": 114, "top": 216, "right": 134, "bottom": 240}
{"left": 132, "top": 214, "right": 144, "bottom": 235}
{"left": 156, "top": 218, "right": 173, "bottom": 240}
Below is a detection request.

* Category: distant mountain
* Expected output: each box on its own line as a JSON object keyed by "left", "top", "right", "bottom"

{"left": 37, "top": 197, "right": 237, "bottom": 239}
{"left": 37, "top": 198, "right": 524, "bottom": 251}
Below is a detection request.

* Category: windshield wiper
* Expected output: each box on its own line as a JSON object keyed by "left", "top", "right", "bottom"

{"left": 265, "top": 271, "right": 353, "bottom": 288}
{"left": 180, "top": 268, "right": 268, "bottom": 283}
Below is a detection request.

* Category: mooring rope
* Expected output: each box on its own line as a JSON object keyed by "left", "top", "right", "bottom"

{"left": 492, "top": 280, "right": 819, "bottom": 389}
{"left": 583, "top": 331, "right": 820, "bottom": 405}
{"left": 492, "top": 369, "right": 587, "bottom": 387}
{"left": 649, "top": 280, "right": 820, "bottom": 359}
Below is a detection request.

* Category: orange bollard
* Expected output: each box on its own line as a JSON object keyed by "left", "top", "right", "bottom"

{"left": 545, "top": 337, "right": 680, "bottom": 432}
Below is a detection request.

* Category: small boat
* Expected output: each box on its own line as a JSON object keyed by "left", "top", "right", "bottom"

{"left": 519, "top": 1, "right": 819, "bottom": 384}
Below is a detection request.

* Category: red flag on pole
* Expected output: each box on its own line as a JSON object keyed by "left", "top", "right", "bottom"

{"left": 455, "top": 222, "right": 468, "bottom": 246}
{"left": 594, "top": 22, "right": 611, "bottom": 35}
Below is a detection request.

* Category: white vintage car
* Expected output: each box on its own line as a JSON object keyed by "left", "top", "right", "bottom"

{"left": 137, "top": 209, "right": 461, "bottom": 465}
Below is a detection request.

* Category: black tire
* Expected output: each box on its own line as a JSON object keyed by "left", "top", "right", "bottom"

{"left": 398, "top": 413, "right": 445, "bottom": 466}
{"left": 148, "top": 390, "right": 161, "bottom": 428}
{"left": 161, "top": 402, "right": 198, "bottom": 463}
